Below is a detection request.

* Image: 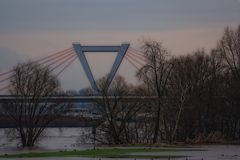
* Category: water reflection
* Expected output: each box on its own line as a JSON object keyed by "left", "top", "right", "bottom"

{"left": 0, "top": 127, "right": 92, "bottom": 152}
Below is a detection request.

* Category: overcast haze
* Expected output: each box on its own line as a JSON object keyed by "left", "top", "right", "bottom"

{"left": 0, "top": 0, "right": 239, "bottom": 91}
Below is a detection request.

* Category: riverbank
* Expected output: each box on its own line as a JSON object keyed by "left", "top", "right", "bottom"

{"left": 0, "top": 145, "right": 240, "bottom": 160}
{"left": 0, "top": 148, "right": 200, "bottom": 159}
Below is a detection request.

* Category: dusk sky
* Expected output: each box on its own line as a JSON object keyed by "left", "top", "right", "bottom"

{"left": 0, "top": 0, "right": 239, "bottom": 91}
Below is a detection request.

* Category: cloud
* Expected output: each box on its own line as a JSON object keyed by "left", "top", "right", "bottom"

{"left": 0, "top": 0, "right": 239, "bottom": 33}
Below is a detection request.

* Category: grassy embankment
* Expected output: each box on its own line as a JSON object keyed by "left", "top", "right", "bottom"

{"left": 0, "top": 147, "right": 205, "bottom": 158}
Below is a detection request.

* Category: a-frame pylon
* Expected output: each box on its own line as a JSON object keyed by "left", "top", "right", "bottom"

{"left": 73, "top": 43, "right": 129, "bottom": 91}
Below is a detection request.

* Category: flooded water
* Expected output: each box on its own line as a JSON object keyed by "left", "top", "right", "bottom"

{"left": 0, "top": 127, "right": 93, "bottom": 153}
{"left": 130, "top": 145, "right": 240, "bottom": 160}
{"left": 189, "top": 145, "right": 240, "bottom": 160}
{"left": 0, "top": 128, "right": 240, "bottom": 160}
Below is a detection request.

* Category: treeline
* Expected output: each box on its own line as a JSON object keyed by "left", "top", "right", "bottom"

{"left": 78, "top": 25, "right": 240, "bottom": 144}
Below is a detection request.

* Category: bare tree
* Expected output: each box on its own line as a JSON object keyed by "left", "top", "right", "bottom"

{"left": 1, "top": 62, "right": 67, "bottom": 148}
{"left": 216, "top": 25, "right": 240, "bottom": 140}
{"left": 165, "top": 56, "right": 192, "bottom": 143}
{"left": 90, "top": 75, "right": 142, "bottom": 144}
{"left": 164, "top": 50, "right": 222, "bottom": 143}
{"left": 217, "top": 25, "right": 240, "bottom": 80}
{"left": 137, "top": 40, "right": 173, "bottom": 143}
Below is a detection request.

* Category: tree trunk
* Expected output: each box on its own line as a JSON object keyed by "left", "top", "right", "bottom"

{"left": 153, "top": 99, "right": 161, "bottom": 143}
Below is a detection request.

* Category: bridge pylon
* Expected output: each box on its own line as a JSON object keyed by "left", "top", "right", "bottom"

{"left": 72, "top": 43, "right": 129, "bottom": 91}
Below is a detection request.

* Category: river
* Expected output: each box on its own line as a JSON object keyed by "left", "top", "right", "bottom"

{"left": 0, "top": 127, "right": 92, "bottom": 153}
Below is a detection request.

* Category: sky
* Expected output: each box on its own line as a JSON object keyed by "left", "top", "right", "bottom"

{"left": 0, "top": 0, "right": 239, "bottom": 92}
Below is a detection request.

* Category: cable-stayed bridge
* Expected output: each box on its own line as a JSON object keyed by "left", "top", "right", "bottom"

{"left": 0, "top": 43, "right": 152, "bottom": 127}
{"left": 0, "top": 43, "right": 150, "bottom": 103}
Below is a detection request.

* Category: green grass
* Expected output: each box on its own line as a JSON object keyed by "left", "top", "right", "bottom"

{"left": 0, "top": 148, "right": 204, "bottom": 158}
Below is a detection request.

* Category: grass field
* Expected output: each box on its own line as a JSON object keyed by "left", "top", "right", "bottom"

{"left": 0, "top": 147, "right": 205, "bottom": 158}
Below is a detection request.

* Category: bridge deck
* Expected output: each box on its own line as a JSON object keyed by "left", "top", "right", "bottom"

{"left": 0, "top": 96, "right": 158, "bottom": 103}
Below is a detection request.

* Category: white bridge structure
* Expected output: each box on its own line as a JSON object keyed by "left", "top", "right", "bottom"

{"left": 0, "top": 43, "right": 153, "bottom": 103}
{"left": 73, "top": 43, "right": 129, "bottom": 91}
